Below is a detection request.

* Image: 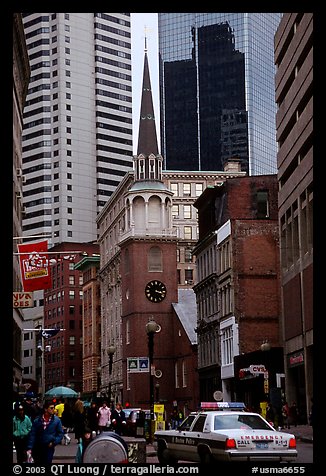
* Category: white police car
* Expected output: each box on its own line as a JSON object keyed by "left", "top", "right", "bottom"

{"left": 154, "top": 402, "right": 297, "bottom": 464}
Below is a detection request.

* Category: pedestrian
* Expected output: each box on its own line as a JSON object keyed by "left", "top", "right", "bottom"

{"left": 289, "top": 401, "right": 298, "bottom": 427}
{"left": 22, "top": 397, "right": 38, "bottom": 421}
{"left": 110, "top": 402, "right": 127, "bottom": 435}
{"left": 86, "top": 401, "right": 99, "bottom": 434}
{"left": 55, "top": 398, "right": 69, "bottom": 445}
{"left": 62, "top": 399, "right": 74, "bottom": 431}
{"left": 13, "top": 405, "right": 32, "bottom": 463}
{"left": 61, "top": 400, "right": 73, "bottom": 445}
{"left": 177, "top": 409, "right": 184, "bottom": 425}
{"left": 266, "top": 402, "right": 275, "bottom": 426}
{"left": 97, "top": 401, "right": 111, "bottom": 432}
{"left": 73, "top": 398, "right": 86, "bottom": 442}
{"left": 282, "top": 401, "right": 290, "bottom": 429}
{"left": 75, "top": 427, "right": 93, "bottom": 463}
{"left": 170, "top": 408, "right": 178, "bottom": 429}
{"left": 26, "top": 400, "right": 64, "bottom": 464}
{"left": 54, "top": 398, "right": 65, "bottom": 419}
{"left": 309, "top": 397, "right": 314, "bottom": 428}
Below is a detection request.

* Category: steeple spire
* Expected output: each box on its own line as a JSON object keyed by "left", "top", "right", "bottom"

{"left": 136, "top": 46, "right": 159, "bottom": 157}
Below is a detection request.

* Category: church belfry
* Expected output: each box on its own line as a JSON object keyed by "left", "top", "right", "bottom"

{"left": 121, "top": 43, "right": 173, "bottom": 239}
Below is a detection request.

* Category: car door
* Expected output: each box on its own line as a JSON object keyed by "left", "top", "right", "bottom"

{"left": 167, "top": 414, "right": 197, "bottom": 462}
{"left": 178, "top": 414, "right": 207, "bottom": 462}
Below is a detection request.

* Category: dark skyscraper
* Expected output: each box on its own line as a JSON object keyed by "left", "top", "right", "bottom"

{"left": 158, "top": 13, "right": 282, "bottom": 175}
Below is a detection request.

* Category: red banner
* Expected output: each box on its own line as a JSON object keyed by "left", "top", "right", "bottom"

{"left": 17, "top": 240, "right": 52, "bottom": 292}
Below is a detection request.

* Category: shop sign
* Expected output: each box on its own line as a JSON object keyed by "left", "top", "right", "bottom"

{"left": 13, "top": 292, "right": 33, "bottom": 308}
{"left": 289, "top": 352, "right": 304, "bottom": 367}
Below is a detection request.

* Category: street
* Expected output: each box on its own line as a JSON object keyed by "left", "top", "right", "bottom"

{"left": 13, "top": 436, "right": 313, "bottom": 464}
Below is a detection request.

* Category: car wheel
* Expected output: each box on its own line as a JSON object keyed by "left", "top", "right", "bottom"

{"left": 157, "top": 442, "right": 178, "bottom": 465}
{"left": 198, "top": 446, "right": 214, "bottom": 465}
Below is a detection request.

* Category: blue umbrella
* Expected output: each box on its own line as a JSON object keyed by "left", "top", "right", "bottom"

{"left": 44, "top": 386, "right": 78, "bottom": 398}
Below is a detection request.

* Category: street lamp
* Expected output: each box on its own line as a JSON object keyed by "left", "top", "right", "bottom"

{"left": 96, "top": 366, "right": 101, "bottom": 394}
{"left": 107, "top": 345, "right": 115, "bottom": 409}
{"left": 261, "top": 340, "right": 271, "bottom": 352}
{"left": 146, "top": 318, "right": 158, "bottom": 443}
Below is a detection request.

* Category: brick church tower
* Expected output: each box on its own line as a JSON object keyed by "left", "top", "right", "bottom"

{"left": 119, "top": 44, "right": 178, "bottom": 410}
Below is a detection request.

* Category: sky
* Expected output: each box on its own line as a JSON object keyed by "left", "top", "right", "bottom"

{"left": 131, "top": 13, "right": 160, "bottom": 154}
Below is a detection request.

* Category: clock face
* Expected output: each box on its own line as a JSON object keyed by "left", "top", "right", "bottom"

{"left": 145, "top": 280, "right": 167, "bottom": 303}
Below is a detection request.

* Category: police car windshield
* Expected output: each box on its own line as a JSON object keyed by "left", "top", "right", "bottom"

{"left": 214, "top": 414, "right": 273, "bottom": 431}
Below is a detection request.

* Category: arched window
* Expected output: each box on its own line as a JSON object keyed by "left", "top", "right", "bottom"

{"left": 148, "top": 246, "right": 162, "bottom": 272}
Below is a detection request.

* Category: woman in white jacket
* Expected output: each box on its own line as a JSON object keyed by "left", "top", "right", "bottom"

{"left": 97, "top": 401, "right": 111, "bottom": 432}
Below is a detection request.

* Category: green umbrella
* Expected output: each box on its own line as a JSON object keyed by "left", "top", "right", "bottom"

{"left": 44, "top": 386, "right": 78, "bottom": 398}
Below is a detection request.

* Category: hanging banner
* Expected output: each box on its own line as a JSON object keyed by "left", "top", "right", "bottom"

{"left": 42, "top": 328, "right": 61, "bottom": 339}
{"left": 17, "top": 240, "right": 52, "bottom": 292}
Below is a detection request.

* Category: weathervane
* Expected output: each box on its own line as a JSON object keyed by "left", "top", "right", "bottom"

{"left": 144, "top": 25, "right": 152, "bottom": 52}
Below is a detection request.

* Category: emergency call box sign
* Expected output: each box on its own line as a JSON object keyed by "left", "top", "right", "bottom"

{"left": 13, "top": 292, "right": 33, "bottom": 308}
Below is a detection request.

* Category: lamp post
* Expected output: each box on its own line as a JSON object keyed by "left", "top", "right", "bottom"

{"left": 96, "top": 366, "right": 101, "bottom": 396}
{"left": 155, "top": 382, "right": 160, "bottom": 402}
{"left": 35, "top": 325, "right": 43, "bottom": 395}
{"left": 107, "top": 345, "right": 115, "bottom": 409}
{"left": 146, "top": 318, "right": 158, "bottom": 443}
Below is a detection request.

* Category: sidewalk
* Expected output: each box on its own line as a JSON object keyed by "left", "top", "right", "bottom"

{"left": 282, "top": 424, "right": 313, "bottom": 443}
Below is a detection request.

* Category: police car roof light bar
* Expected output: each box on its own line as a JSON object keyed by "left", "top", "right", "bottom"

{"left": 200, "top": 402, "right": 246, "bottom": 410}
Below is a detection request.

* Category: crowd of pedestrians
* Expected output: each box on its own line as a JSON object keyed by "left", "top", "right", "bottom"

{"left": 13, "top": 394, "right": 128, "bottom": 464}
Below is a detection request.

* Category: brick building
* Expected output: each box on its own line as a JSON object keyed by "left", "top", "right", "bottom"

{"left": 43, "top": 242, "right": 99, "bottom": 393}
{"left": 74, "top": 252, "right": 101, "bottom": 399}
{"left": 275, "top": 13, "right": 313, "bottom": 422}
{"left": 193, "top": 174, "right": 282, "bottom": 411}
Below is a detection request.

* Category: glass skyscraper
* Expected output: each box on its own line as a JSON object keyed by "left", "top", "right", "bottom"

{"left": 158, "top": 13, "right": 282, "bottom": 175}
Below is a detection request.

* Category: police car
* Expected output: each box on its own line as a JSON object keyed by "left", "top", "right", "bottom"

{"left": 154, "top": 402, "right": 297, "bottom": 464}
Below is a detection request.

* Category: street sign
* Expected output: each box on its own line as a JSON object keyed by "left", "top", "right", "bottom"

{"left": 127, "top": 357, "right": 149, "bottom": 372}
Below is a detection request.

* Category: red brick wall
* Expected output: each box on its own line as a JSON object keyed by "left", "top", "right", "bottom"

{"left": 227, "top": 176, "right": 281, "bottom": 354}
{"left": 121, "top": 240, "right": 178, "bottom": 317}
{"left": 121, "top": 239, "right": 183, "bottom": 413}
{"left": 283, "top": 275, "right": 302, "bottom": 339}
{"left": 226, "top": 175, "right": 279, "bottom": 221}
